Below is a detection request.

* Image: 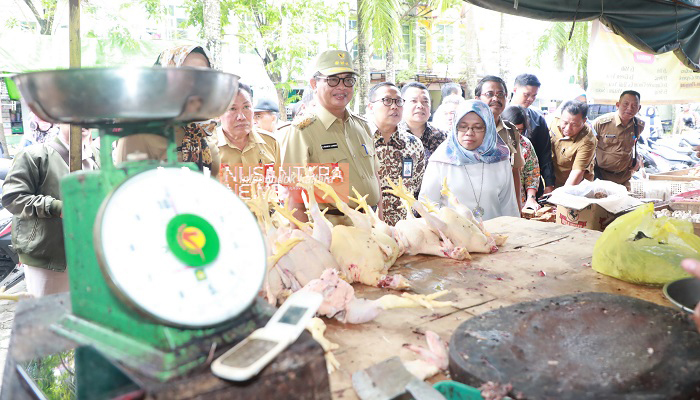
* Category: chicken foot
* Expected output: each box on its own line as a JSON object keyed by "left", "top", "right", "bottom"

{"left": 306, "top": 317, "right": 341, "bottom": 373}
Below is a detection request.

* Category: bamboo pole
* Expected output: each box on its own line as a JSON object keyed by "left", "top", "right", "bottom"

{"left": 68, "top": 0, "right": 81, "bottom": 172}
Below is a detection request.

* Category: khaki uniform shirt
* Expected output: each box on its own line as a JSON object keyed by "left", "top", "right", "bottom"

{"left": 217, "top": 126, "right": 279, "bottom": 166}
{"left": 592, "top": 112, "right": 645, "bottom": 184}
{"left": 113, "top": 126, "right": 220, "bottom": 176}
{"left": 550, "top": 118, "right": 597, "bottom": 188}
{"left": 497, "top": 119, "right": 525, "bottom": 169}
{"left": 275, "top": 122, "right": 292, "bottom": 143}
{"left": 281, "top": 105, "right": 380, "bottom": 208}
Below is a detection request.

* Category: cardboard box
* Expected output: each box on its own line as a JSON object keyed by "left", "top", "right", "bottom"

{"left": 556, "top": 204, "right": 617, "bottom": 231}
{"left": 548, "top": 180, "right": 644, "bottom": 232}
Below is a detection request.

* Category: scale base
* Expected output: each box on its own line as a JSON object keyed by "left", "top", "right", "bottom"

{"left": 52, "top": 304, "right": 270, "bottom": 382}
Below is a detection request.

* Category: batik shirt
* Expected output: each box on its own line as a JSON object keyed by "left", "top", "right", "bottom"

{"left": 398, "top": 121, "right": 447, "bottom": 161}
{"left": 519, "top": 135, "right": 540, "bottom": 202}
{"left": 372, "top": 123, "right": 426, "bottom": 226}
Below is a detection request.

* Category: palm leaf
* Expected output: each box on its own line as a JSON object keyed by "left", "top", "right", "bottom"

{"left": 359, "top": 0, "right": 402, "bottom": 52}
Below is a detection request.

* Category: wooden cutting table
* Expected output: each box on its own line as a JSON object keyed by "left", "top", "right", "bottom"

{"left": 324, "top": 216, "right": 674, "bottom": 399}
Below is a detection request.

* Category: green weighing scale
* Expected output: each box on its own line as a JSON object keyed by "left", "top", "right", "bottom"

{"left": 11, "top": 67, "right": 278, "bottom": 383}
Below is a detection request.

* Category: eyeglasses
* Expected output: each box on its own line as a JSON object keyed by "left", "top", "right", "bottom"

{"left": 317, "top": 75, "right": 357, "bottom": 87}
{"left": 371, "top": 97, "right": 405, "bottom": 107}
{"left": 458, "top": 125, "right": 486, "bottom": 134}
{"left": 481, "top": 91, "right": 506, "bottom": 99}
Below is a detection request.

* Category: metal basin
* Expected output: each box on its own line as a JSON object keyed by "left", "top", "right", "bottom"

{"left": 11, "top": 67, "right": 239, "bottom": 126}
{"left": 664, "top": 277, "right": 700, "bottom": 313}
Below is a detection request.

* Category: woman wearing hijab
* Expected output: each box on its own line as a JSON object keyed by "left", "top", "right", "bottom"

{"left": 20, "top": 114, "right": 59, "bottom": 147}
{"left": 419, "top": 100, "right": 519, "bottom": 221}
{"left": 114, "top": 45, "right": 220, "bottom": 175}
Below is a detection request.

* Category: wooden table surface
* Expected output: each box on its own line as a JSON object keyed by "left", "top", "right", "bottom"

{"left": 324, "top": 217, "right": 673, "bottom": 399}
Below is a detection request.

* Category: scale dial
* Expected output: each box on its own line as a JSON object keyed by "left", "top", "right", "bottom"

{"left": 95, "top": 167, "right": 266, "bottom": 328}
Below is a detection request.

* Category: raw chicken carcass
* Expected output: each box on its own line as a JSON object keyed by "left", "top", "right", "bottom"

{"left": 299, "top": 269, "right": 454, "bottom": 324}
{"left": 394, "top": 198, "right": 470, "bottom": 260}
{"left": 403, "top": 330, "right": 449, "bottom": 380}
{"left": 387, "top": 178, "right": 499, "bottom": 254}
{"left": 439, "top": 178, "right": 508, "bottom": 247}
{"left": 315, "top": 181, "right": 408, "bottom": 289}
{"left": 298, "top": 268, "right": 382, "bottom": 324}
{"left": 352, "top": 182, "right": 468, "bottom": 261}
{"left": 263, "top": 177, "right": 341, "bottom": 305}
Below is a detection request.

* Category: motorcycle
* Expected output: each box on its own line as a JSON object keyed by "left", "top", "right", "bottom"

{"left": 637, "top": 139, "right": 693, "bottom": 173}
{"left": 0, "top": 208, "right": 21, "bottom": 290}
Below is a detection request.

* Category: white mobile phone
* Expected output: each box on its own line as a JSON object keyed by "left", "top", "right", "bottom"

{"left": 211, "top": 290, "right": 323, "bottom": 381}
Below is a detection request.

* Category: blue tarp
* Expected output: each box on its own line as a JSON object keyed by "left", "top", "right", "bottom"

{"left": 464, "top": 0, "right": 700, "bottom": 72}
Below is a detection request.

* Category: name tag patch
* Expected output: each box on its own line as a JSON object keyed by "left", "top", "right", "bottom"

{"left": 605, "top": 134, "right": 617, "bottom": 138}
{"left": 321, "top": 143, "right": 339, "bottom": 150}
{"left": 402, "top": 158, "right": 413, "bottom": 178}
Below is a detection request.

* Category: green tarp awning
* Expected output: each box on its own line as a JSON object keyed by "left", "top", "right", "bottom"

{"left": 464, "top": 0, "right": 700, "bottom": 72}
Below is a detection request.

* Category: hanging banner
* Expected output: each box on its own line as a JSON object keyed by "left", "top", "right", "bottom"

{"left": 588, "top": 21, "right": 700, "bottom": 105}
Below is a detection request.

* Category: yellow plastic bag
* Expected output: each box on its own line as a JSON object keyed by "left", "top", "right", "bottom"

{"left": 592, "top": 203, "right": 696, "bottom": 285}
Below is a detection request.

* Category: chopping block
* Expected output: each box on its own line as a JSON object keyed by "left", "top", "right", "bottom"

{"left": 449, "top": 292, "right": 700, "bottom": 400}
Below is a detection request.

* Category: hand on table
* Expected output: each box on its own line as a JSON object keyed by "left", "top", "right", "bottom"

{"left": 681, "top": 259, "right": 700, "bottom": 332}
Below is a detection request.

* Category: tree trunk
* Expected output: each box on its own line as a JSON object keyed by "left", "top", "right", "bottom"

{"left": 555, "top": 46, "right": 565, "bottom": 72}
{"left": 203, "top": 0, "right": 222, "bottom": 70}
{"left": 498, "top": 12, "right": 507, "bottom": 78}
{"left": 356, "top": 0, "right": 370, "bottom": 114}
{"left": 23, "top": 0, "right": 54, "bottom": 35}
{"left": 385, "top": 48, "right": 395, "bottom": 83}
{"left": 276, "top": 88, "right": 287, "bottom": 122}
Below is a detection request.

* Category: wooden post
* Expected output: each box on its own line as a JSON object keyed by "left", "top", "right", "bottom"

{"left": 68, "top": 0, "right": 81, "bottom": 172}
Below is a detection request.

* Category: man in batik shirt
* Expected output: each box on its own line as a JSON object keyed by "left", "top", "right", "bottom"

{"left": 399, "top": 82, "right": 447, "bottom": 162}
{"left": 368, "top": 82, "right": 426, "bottom": 226}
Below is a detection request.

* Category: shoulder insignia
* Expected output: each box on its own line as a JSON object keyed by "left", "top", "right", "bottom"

{"left": 597, "top": 114, "right": 615, "bottom": 124}
{"left": 293, "top": 114, "right": 317, "bottom": 130}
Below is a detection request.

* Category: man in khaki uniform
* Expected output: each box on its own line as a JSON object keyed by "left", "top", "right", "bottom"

{"left": 548, "top": 100, "right": 597, "bottom": 189}
{"left": 593, "top": 90, "right": 645, "bottom": 190}
{"left": 281, "top": 50, "right": 381, "bottom": 223}
{"left": 474, "top": 76, "right": 525, "bottom": 208}
{"left": 217, "top": 83, "right": 279, "bottom": 167}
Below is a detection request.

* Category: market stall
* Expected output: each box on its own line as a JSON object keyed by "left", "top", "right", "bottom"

{"left": 324, "top": 216, "right": 684, "bottom": 398}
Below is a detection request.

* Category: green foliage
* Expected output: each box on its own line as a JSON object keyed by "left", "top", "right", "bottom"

{"left": 5, "top": 17, "right": 19, "bottom": 29}
{"left": 24, "top": 350, "right": 76, "bottom": 399}
{"left": 396, "top": 66, "right": 417, "bottom": 83}
{"left": 40, "top": 0, "right": 57, "bottom": 18}
{"left": 181, "top": 0, "right": 235, "bottom": 36}
{"left": 139, "top": 0, "right": 167, "bottom": 20}
{"left": 528, "top": 21, "right": 590, "bottom": 87}
{"left": 359, "top": 0, "right": 402, "bottom": 52}
{"left": 182, "top": 0, "right": 345, "bottom": 104}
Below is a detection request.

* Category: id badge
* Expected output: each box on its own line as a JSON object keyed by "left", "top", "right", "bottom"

{"left": 402, "top": 158, "right": 413, "bottom": 178}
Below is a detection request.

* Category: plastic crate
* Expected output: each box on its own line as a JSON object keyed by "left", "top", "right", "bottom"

{"left": 630, "top": 179, "right": 700, "bottom": 200}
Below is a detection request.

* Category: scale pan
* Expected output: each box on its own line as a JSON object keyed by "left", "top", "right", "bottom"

{"left": 12, "top": 67, "right": 239, "bottom": 126}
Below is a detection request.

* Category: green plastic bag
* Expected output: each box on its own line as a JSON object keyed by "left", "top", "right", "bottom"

{"left": 592, "top": 203, "right": 696, "bottom": 285}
